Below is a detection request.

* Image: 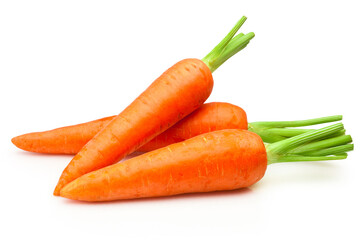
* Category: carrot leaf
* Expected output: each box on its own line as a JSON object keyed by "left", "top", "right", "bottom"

{"left": 250, "top": 115, "right": 343, "bottom": 128}
{"left": 267, "top": 123, "right": 345, "bottom": 154}
{"left": 273, "top": 154, "right": 348, "bottom": 163}
{"left": 266, "top": 123, "right": 354, "bottom": 164}
{"left": 301, "top": 144, "right": 354, "bottom": 156}
{"left": 248, "top": 115, "right": 343, "bottom": 143}
{"left": 202, "top": 16, "right": 255, "bottom": 72}
{"left": 288, "top": 135, "right": 353, "bottom": 154}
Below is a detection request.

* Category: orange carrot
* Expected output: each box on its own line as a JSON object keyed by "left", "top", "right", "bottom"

{"left": 53, "top": 16, "right": 256, "bottom": 195}
{"left": 53, "top": 58, "right": 213, "bottom": 195}
{"left": 60, "top": 130, "right": 268, "bottom": 201}
{"left": 60, "top": 123, "right": 352, "bottom": 202}
{"left": 12, "top": 102, "right": 247, "bottom": 154}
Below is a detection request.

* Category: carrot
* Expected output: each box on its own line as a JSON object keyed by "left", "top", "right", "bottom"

{"left": 53, "top": 16, "right": 256, "bottom": 195}
{"left": 59, "top": 123, "right": 353, "bottom": 202}
{"left": 12, "top": 102, "right": 342, "bottom": 154}
{"left": 11, "top": 103, "right": 244, "bottom": 154}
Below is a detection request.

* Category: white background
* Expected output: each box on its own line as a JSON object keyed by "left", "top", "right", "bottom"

{"left": 1, "top": 0, "right": 359, "bottom": 239}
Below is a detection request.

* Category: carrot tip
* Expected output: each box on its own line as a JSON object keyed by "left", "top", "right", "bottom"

{"left": 53, "top": 185, "right": 62, "bottom": 196}
{"left": 59, "top": 183, "right": 78, "bottom": 200}
{"left": 11, "top": 135, "right": 31, "bottom": 152}
{"left": 11, "top": 136, "right": 20, "bottom": 148}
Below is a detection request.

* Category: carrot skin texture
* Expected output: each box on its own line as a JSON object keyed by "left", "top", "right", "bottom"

{"left": 60, "top": 129, "right": 267, "bottom": 202}
{"left": 11, "top": 116, "right": 115, "bottom": 154}
{"left": 12, "top": 102, "right": 247, "bottom": 154}
{"left": 54, "top": 58, "right": 214, "bottom": 195}
{"left": 140, "top": 102, "right": 248, "bottom": 152}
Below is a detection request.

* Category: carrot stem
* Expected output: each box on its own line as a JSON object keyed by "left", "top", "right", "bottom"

{"left": 266, "top": 123, "right": 353, "bottom": 164}
{"left": 249, "top": 130, "right": 287, "bottom": 143}
{"left": 263, "top": 128, "right": 313, "bottom": 137}
{"left": 314, "top": 130, "right": 346, "bottom": 141}
{"left": 260, "top": 128, "right": 345, "bottom": 141}
{"left": 208, "top": 33, "right": 254, "bottom": 72}
{"left": 267, "top": 123, "right": 344, "bottom": 154}
{"left": 302, "top": 144, "right": 354, "bottom": 156}
{"left": 203, "top": 17, "right": 246, "bottom": 61}
{"left": 202, "top": 16, "right": 255, "bottom": 72}
{"left": 288, "top": 135, "right": 353, "bottom": 154}
{"left": 273, "top": 154, "right": 348, "bottom": 163}
{"left": 249, "top": 115, "right": 342, "bottom": 128}
{"left": 248, "top": 115, "right": 343, "bottom": 143}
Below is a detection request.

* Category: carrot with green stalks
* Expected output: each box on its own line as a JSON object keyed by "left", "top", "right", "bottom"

{"left": 12, "top": 102, "right": 343, "bottom": 154}
{"left": 60, "top": 123, "right": 353, "bottom": 202}
{"left": 53, "top": 16, "right": 255, "bottom": 195}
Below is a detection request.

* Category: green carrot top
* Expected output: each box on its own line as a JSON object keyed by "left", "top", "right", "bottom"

{"left": 265, "top": 122, "right": 353, "bottom": 165}
{"left": 202, "top": 16, "right": 255, "bottom": 72}
{"left": 248, "top": 115, "right": 344, "bottom": 143}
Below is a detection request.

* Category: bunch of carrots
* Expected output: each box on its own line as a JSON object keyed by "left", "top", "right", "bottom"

{"left": 12, "top": 16, "right": 354, "bottom": 202}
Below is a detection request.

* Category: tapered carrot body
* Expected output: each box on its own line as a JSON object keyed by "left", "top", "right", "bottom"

{"left": 11, "top": 116, "right": 114, "bottom": 154}
{"left": 53, "top": 59, "right": 214, "bottom": 195}
{"left": 12, "top": 102, "right": 247, "bottom": 154}
{"left": 60, "top": 129, "right": 267, "bottom": 202}
{"left": 60, "top": 123, "right": 354, "bottom": 202}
